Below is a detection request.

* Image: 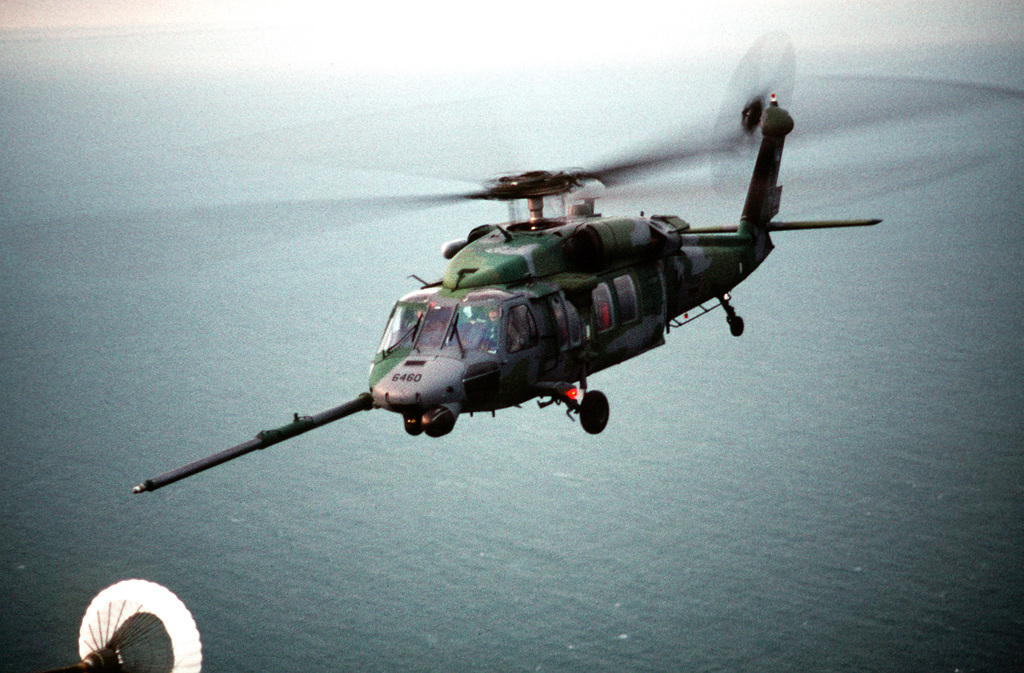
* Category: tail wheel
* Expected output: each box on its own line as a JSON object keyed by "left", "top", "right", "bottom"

{"left": 727, "top": 315, "right": 745, "bottom": 337}
{"left": 579, "top": 390, "right": 609, "bottom": 434}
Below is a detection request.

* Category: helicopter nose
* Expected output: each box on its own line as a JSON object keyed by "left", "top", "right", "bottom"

{"left": 371, "top": 356, "right": 466, "bottom": 413}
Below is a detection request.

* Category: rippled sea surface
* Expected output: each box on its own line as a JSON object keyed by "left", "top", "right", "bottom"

{"left": 2, "top": 41, "right": 1022, "bottom": 672}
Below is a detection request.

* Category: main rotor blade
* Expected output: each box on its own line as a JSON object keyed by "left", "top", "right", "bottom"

{"left": 582, "top": 73, "right": 1023, "bottom": 190}
{"left": 580, "top": 34, "right": 795, "bottom": 188}
{"left": 180, "top": 38, "right": 1024, "bottom": 219}
{"left": 307, "top": 189, "right": 494, "bottom": 211}
{"left": 582, "top": 127, "right": 747, "bottom": 187}
{"left": 793, "top": 73, "right": 1024, "bottom": 141}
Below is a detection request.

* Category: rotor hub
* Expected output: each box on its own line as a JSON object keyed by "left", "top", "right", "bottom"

{"left": 482, "top": 170, "right": 585, "bottom": 201}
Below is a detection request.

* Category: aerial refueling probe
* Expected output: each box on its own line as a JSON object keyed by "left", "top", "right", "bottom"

{"left": 133, "top": 393, "right": 372, "bottom": 493}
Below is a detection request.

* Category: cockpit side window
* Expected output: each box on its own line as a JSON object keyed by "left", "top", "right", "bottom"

{"left": 449, "top": 303, "right": 502, "bottom": 354}
{"left": 506, "top": 304, "right": 538, "bottom": 353}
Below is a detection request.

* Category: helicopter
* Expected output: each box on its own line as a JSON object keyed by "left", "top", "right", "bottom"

{"left": 132, "top": 43, "right": 884, "bottom": 495}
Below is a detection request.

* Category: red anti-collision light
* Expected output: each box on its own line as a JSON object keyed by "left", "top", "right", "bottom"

{"left": 566, "top": 387, "right": 580, "bottom": 400}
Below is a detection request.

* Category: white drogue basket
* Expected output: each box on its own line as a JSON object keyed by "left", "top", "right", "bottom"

{"left": 77, "top": 579, "right": 202, "bottom": 673}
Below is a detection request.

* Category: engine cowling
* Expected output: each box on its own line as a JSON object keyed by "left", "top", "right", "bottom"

{"left": 564, "top": 217, "right": 681, "bottom": 272}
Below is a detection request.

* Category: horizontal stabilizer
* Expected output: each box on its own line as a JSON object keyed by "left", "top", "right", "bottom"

{"left": 769, "top": 219, "right": 881, "bottom": 231}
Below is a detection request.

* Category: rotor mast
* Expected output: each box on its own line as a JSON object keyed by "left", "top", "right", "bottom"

{"left": 482, "top": 170, "right": 588, "bottom": 224}
{"left": 527, "top": 196, "right": 544, "bottom": 223}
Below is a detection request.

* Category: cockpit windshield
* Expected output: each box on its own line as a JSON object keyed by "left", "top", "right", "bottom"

{"left": 378, "top": 290, "right": 509, "bottom": 358}
{"left": 377, "top": 300, "right": 460, "bottom": 355}
{"left": 416, "top": 303, "right": 455, "bottom": 350}
{"left": 378, "top": 302, "right": 425, "bottom": 355}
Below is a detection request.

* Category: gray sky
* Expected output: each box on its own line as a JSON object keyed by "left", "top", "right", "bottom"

{"left": 1, "top": 1, "right": 1021, "bottom": 75}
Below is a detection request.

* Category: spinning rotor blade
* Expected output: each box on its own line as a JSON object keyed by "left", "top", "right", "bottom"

{"left": 304, "top": 189, "right": 493, "bottom": 212}
{"left": 720, "top": 32, "right": 796, "bottom": 133}
{"left": 181, "top": 35, "right": 1024, "bottom": 224}
{"left": 576, "top": 34, "right": 796, "bottom": 188}
{"left": 314, "top": 59, "right": 1024, "bottom": 213}
{"left": 581, "top": 128, "right": 746, "bottom": 188}
{"left": 793, "top": 73, "right": 1024, "bottom": 141}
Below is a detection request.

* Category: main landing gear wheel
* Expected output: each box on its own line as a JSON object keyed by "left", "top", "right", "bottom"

{"left": 579, "top": 390, "right": 609, "bottom": 434}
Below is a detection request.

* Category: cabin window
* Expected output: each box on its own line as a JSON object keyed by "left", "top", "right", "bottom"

{"left": 550, "top": 293, "right": 583, "bottom": 348}
{"left": 593, "top": 282, "right": 614, "bottom": 333}
{"left": 614, "top": 274, "right": 639, "bottom": 323}
{"left": 506, "top": 304, "right": 538, "bottom": 353}
{"left": 564, "top": 299, "right": 583, "bottom": 346}
{"left": 550, "top": 295, "right": 570, "bottom": 348}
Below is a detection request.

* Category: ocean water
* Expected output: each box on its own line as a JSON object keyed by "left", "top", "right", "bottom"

{"left": 1, "top": 41, "right": 1022, "bottom": 672}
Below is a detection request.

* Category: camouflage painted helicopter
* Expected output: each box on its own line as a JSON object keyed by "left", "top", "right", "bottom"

{"left": 134, "top": 52, "right": 881, "bottom": 494}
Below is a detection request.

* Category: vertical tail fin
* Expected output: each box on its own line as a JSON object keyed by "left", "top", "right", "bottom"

{"left": 741, "top": 96, "right": 794, "bottom": 227}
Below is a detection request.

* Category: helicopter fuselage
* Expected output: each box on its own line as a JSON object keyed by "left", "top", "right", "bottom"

{"left": 368, "top": 99, "right": 803, "bottom": 437}
{"left": 368, "top": 211, "right": 770, "bottom": 436}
